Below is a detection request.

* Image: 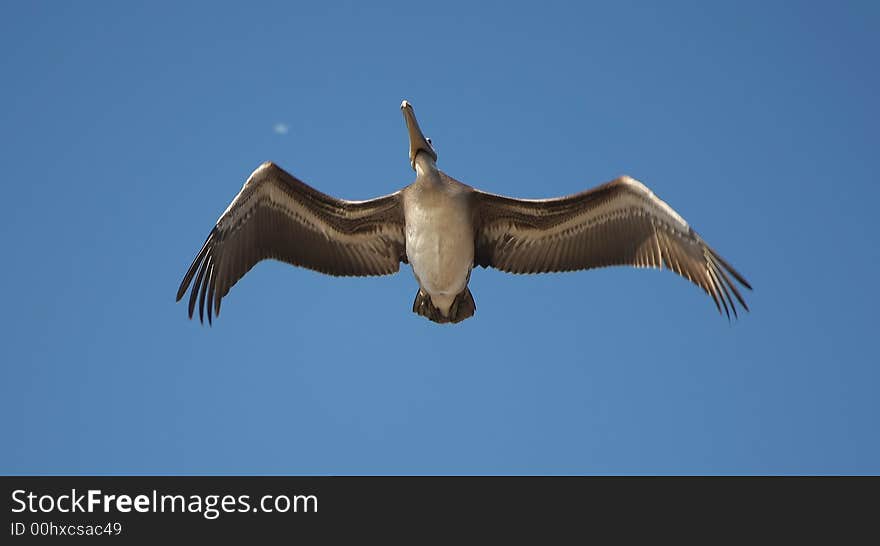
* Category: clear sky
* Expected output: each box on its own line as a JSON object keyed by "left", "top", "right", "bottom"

{"left": 1, "top": 1, "right": 878, "bottom": 475}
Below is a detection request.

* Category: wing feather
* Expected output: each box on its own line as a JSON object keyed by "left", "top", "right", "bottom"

{"left": 475, "top": 176, "right": 751, "bottom": 316}
{"left": 177, "top": 162, "right": 407, "bottom": 323}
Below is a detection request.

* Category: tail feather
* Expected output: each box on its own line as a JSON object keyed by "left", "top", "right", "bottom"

{"left": 412, "top": 288, "right": 476, "bottom": 324}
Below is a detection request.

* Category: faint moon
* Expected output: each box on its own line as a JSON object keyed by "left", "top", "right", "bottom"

{"left": 273, "top": 123, "right": 289, "bottom": 135}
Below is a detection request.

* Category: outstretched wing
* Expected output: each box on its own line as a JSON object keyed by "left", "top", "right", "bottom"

{"left": 474, "top": 176, "right": 751, "bottom": 317}
{"left": 177, "top": 162, "right": 407, "bottom": 323}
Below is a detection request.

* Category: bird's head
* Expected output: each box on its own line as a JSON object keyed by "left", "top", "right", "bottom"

{"left": 401, "top": 100, "right": 437, "bottom": 170}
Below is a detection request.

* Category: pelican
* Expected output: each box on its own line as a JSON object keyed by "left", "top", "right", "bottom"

{"left": 177, "top": 100, "right": 751, "bottom": 324}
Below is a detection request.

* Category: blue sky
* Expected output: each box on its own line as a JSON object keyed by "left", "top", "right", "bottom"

{"left": 1, "top": 1, "right": 878, "bottom": 474}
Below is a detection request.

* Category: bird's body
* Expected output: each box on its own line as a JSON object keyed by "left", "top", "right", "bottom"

{"left": 177, "top": 100, "right": 751, "bottom": 324}
{"left": 403, "top": 155, "right": 475, "bottom": 318}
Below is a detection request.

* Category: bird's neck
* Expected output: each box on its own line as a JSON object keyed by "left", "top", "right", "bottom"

{"left": 414, "top": 153, "right": 440, "bottom": 185}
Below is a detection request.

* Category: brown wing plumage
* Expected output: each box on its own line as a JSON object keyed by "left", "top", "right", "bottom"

{"left": 176, "top": 162, "right": 407, "bottom": 323}
{"left": 474, "top": 176, "right": 752, "bottom": 317}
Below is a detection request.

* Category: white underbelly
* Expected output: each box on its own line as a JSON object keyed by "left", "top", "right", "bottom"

{"left": 405, "top": 202, "right": 474, "bottom": 314}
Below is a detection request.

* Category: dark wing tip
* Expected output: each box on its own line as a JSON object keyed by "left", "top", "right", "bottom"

{"left": 178, "top": 228, "right": 219, "bottom": 322}
{"left": 686, "top": 228, "right": 751, "bottom": 318}
{"left": 703, "top": 248, "right": 750, "bottom": 318}
{"left": 712, "top": 250, "right": 752, "bottom": 292}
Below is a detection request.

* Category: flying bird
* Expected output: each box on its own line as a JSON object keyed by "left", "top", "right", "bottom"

{"left": 177, "top": 100, "right": 751, "bottom": 324}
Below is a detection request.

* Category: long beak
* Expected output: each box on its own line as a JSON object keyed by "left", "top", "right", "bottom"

{"left": 401, "top": 100, "right": 436, "bottom": 169}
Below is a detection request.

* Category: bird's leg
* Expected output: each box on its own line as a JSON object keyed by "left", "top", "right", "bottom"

{"left": 449, "top": 297, "right": 459, "bottom": 319}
